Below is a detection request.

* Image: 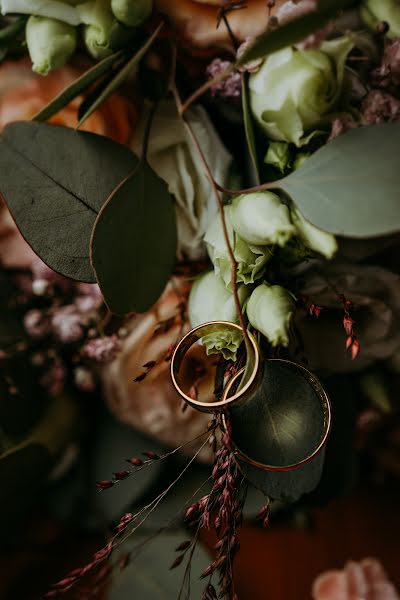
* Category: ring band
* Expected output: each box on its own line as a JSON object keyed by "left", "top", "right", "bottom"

{"left": 170, "top": 321, "right": 261, "bottom": 413}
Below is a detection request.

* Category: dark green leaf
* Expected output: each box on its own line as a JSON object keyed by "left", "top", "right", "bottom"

{"left": 0, "top": 121, "right": 137, "bottom": 281}
{"left": 241, "top": 73, "right": 260, "bottom": 183}
{"left": 236, "top": 0, "right": 353, "bottom": 65}
{"left": 229, "top": 360, "right": 328, "bottom": 501}
{"left": 33, "top": 50, "right": 124, "bottom": 123}
{"left": 0, "top": 16, "right": 27, "bottom": 43}
{"left": 280, "top": 123, "right": 400, "bottom": 238}
{"left": 78, "top": 22, "right": 163, "bottom": 128}
{"left": 91, "top": 160, "right": 176, "bottom": 315}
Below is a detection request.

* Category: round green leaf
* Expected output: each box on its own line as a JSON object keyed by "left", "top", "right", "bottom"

{"left": 0, "top": 121, "right": 137, "bottom": 281}
{"left": 281, "top": 123, "right": 400, "bottom": 238}
{"left": 90, "top": 160, "right": 177, "bottom": 315}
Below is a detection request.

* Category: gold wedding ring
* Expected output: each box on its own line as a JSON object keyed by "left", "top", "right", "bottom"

{"left": 170, "top": 321, "right": 261, "bottom": 413}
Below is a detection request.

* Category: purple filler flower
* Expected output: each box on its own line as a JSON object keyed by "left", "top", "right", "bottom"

{"left": 82, "top": 335, "right": 121, "bottom": 363}
{"left": 206, "top": 59, "right": 241, "bottom": 98}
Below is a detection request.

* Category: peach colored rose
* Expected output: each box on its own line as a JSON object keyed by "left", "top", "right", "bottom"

{"left": 101, "top": 276, "right": 214, "bottom": 460}
{"left": 312, "top": 558, "right": 399, "bottom": 600}
{"left": 0, "top": 58, "right": 137, "bottom": 270}
{"left": 155, "top": 0, "right": 285, "bottom": 53}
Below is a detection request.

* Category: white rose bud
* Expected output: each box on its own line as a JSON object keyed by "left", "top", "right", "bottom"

{"left": 229, "top": 191, "right": 295, "bottom": 247}
{"left": 26, "top": 16, "right": 77, "bottom": 75}
{"left": 204, "top": 206, "right": 271, "bottom": 289}
{"left": 247, "top": 283, "right": 295, "bottom": 347}
{"left": 361, "top": 0, "right": 400, "bottom": 38}
{"left": 188, "top": 270, "right": 250, "bottom": 361}
{"left": 78, "top": 0, "right": 129, "bottom": 59}
{"left": 111, "top": 0, "right": 152, "bottom": 26}
{"left": 291, "top": 205, "right": 338, "bottom": 259}
{"left": 249, "top": 37, "right": 353, "bottom": 146}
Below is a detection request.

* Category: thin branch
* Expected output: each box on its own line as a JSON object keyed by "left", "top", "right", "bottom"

{"left": 171, "top": 83, "right": 253, "bottom": 358}
{"left": 179, "top": 63, "right": 236, "bottom": 115}
{"left": 214, "top": 178, "right": 282, "bottom": 196}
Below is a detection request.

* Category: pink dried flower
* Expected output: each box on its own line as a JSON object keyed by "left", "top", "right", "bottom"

{"left": 82, "top": 334, "right": 121, "bottom": 363}
{"left": 328, "top": 115, "right": 357, "bottom": 141}
{"left": 361, "top": 90, "right": 400, "bottom": 125}
{"left": 73, "top": 366, "right": 96, "bottom": 392}
{"left": 39, "top": 360, "right": 66, "bottom": 396}
{"left": 51, "top": 305, "right": 84, "bottom": 343}
{"left": 374, "top": 38, "right": 400, "bottom": 87}
{"left": 75, "top": 283, "right": 103, "bottom": 313}
{"left": 24, "top": 309, "right": 50, "bottom": 338}
{"left": 206, "top": 59, "right": 241, "bottom": 98}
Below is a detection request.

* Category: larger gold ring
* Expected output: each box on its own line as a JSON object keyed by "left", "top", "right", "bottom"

{"left": 170, "top": 321, "right": 261, "bottom": 413}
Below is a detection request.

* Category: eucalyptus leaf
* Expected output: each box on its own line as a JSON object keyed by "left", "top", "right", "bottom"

{"left": 280, "top": 123, "right": 400, "bottom": 238}
{"left": 33, "top": 50, "right": 124, "bottom": 123}
{"left": 78, "top": 22, "right": 163, "bottom": 128}
{"left": 0, "top": 121, "right": 137, "bottom": 281}
{"left": 229, "top": 360, "right": 328, "bottom": 501}
{"left": 236, "top": 0, "right": 352, "bottom": 66}
{"left": 90, "top": 160, "right": 176, "bottom": 315}
{"left": 242, "top": 73, "right": 260, "bottom": 183}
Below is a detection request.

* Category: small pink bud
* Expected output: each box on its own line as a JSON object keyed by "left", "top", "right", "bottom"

{"left": 343, "top": 315, "right": 355, "bottom": 336}
{"left": 142, "top": 451, "right": 159, "bottom": 460}
{"left": 185, "top": 503, "right": 198, "bottom": 521}
{"left": 126, "top": 457, "right": 143, "bottom": 466}
{"left": 346, "top": 335, "right": 353, "bottom": 350}
{"left": 175, "top": 540, "right": 191, "bottom": 552}
{"left": 134, "top": 372, "right": 147, "bottom": 382}
{"left": 351, "top": 338, "right": 360, "bottom": 360}
{"left": 96, "top": 480, "right": 113, "bottom": 490}
{"left": 170, "top": 555, "right": 184, "bottom": 570}
{"left": 113, "top": 471, "right": 130, "bottom": 480}
{"left": 143, "top": 360, "right": 156, "bottom": 369}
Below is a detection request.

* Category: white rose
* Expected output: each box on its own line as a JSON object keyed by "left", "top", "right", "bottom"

{"left": 188, "top": 270, "right": 250, "bottom": 361}
{"left": 247, "top": 283, "right": 295, "bottom": 347}
{"left": 204, "top": 206, "right": 271, "bottom": 290}
{"left": 291, "top": 205, "right": 338, "bottom": 259}
{"left": 130, "top": 100, "right": 232, "bottom": 261}
{"left": 249, "top": 37, "right": 353, "bottom": 146}
{"left": 229, "top": 191, "right": 295, "bottom": 247}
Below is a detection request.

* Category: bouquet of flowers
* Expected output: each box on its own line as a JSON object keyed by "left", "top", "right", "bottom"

{"left": 1, "top": 0, "right": 400, "bottom": 598}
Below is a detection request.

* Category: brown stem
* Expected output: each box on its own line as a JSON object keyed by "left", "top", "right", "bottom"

{"left": 179, "top": 63, "right": 236, "bottom": 115}
{"left": 214, "top": 178, "right": 282, "bottom": 196}
{"left": 171, "top": 84, "right": 252, "bottom": 357}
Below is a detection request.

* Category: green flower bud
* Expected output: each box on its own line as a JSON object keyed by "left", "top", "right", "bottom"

{"left": 188, "top": 270, "right": 250, "bottom": 361}
{"left": 264, "top": 141, "right": 291, "bottom": 173}
{"left": 229, "top": 192, "right": 295, "bottom": 247}
{"left": 204, "top": 207, "right": 271, "bottom": 290}
{"left": 361, "top": 0, "right": 400, "bottom": 38}
{"left": 249, "top": 37, "right": 353, "bottom": 146}
{"left": 247, "top": 283, "right": 295, "bottom": 347}
{"left": 78, "top": 0, "right": 120, "bottom": 59}
{"left": 26, "top": 15, "right": 77, "bottom": 75}
{"left": 291, "top": 205, "right": 338, "bottom": 259}
{"left": 111, "top": 0, "right": 152, "bottom": 26}
{"left": 1, "top": 0, "right": 81, "bottom": 25}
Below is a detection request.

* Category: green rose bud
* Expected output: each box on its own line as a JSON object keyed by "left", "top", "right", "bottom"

{"left": 111, "top": 0, "right": 152, "bottom": 26}
{"left": 247, "top": 283, "right": 295, "bottom": 347}
{"left": 249, "top": 37, "right": 353, "bottom": 146}
{"left": 264, "top": 141, "right": 291, "bottom": 173}
{"left": 229, "top": 191, "right": 295, "bottom": 247}
{"left": 1, "top": 0, "right": 81, "bottom": 25}
{"left": 361, "top": 0, "right": 400, "bottom": 38}
{"left": 26, "top": 15, "right": 77, "bottom": 75}
{"left": 78, "top": 0, "right": 128, "bottom": 59}
{"left": 204, "top": 207, "right": 271, "bottom": 289}
{"left": 291, "top": 205, "right": 338, "bottom": 259}
{"left": 188, "top": 270, "right": 250, "bottom": 361}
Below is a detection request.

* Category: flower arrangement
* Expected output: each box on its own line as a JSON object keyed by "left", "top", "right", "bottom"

{"left": 1, "top": 0, "right": 400, "bottom": 598}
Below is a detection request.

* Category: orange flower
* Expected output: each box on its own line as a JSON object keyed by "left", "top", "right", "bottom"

{"left": 156, "top": 0, "right": 286, "bottom": 53}
{"left": 0, "top": 58, "right": 137, "bottom": 144}
{"left": 101, "top": 276, "right": 214, "bottom": 460}
{"left": 0, "top": 58, "right": 138, "bottom": 269}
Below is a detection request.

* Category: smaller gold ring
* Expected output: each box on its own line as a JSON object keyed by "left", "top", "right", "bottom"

{"left": 170, "top": 321, "right": 261, "bottom": 413}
